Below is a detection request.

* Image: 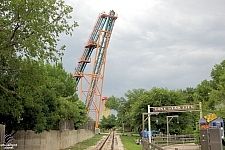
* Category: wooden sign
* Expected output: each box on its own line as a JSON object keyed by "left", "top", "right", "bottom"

{"left": 152, "top": 105, "right": 196, "bottom": 112}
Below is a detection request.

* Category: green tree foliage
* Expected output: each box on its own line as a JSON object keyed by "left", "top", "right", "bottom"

{"left": 107, "top": 88, "right": 195, "bottom": 134}
{"left": 0, "top": 0, "right": 82, "bottom": 133}
{"left": 0, "top": 60, "right": 87, "bottom": 133}
{"left": 0, "top": 0, "right": 78, "bottom": 62}
{"left": 0, "top": 0, "right": 77, "bottom": 98}
{"left": 182, "top": 87, "right": 196, "bottom": 103}
{"left": 123, "top": 89, "right": 146, "bottom": 131}
{"left": 104, "top": 60, "right": 225, "bottom": 135}
{"left": 105, "top": 96, "right": 127, "bottom": 130}
{"left": 57, "top": 97, "right": 88, "bottom": 129}
{"left": 193, "top": 60, "right": 225, "bottom": 117}
{"left": 129, "top": 87, "right": 190, "bottom": 134}
{"left": 106, "top": 60, "right": 225, "bottom": 135}
{"left": 208, "top": 60, "right": 225, "bottom": 118}
{"left": 0, "top": 59, "right": 49, "bottom": 131}
{"left": 105, "top": 95, "right": 120, "bottom": 110}
{"left": 211, "top": 60, "right": 225, "bottom": 85}
{"left": 99, "top": 114, "right": 117, "bottom": 130}
{"left": 44, "top": 63, "right": 87, "bottom": 130}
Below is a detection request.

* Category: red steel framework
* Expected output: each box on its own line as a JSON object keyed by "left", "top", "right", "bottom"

{"left": 73, "top": 10, "right": 117, "bottom": 129}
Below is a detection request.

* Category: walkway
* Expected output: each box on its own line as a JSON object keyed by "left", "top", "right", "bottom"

{"left": 162, "top": 143, "right": 200, "bottom": 150}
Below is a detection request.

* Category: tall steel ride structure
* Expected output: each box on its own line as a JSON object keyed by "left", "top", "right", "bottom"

{"left": 73, "top": 10, "right": 117, "bottom": 128}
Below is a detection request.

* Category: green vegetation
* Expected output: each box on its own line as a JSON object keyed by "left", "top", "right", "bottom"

{"left": 1, "top": 0, "right": 224, "bottom": 148}
{"left": 1, "top": 62, "right": 88, "bottom": 133}
{"left": 99, "top": 114, "right": 117, "bottom": 130}
{"left": 0, "top": 0, "right": 88, "bottom": 133}
{"left": 64, "top": 134, "right": 105, "bottom": 150}
{"left": 120, "top": 135, "right": 142, "bottom": 150}
{"left": 105, "top": 60, "right": 225, "bottom": 137}
{"left": 64, "top": 133, "right": 142, "bottom": 150}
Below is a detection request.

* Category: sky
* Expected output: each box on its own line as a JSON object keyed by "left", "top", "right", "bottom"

{"left": 59, "top": 0, "right": 225, "bottom": 99}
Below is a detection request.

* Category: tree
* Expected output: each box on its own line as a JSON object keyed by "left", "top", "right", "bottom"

{"left": 0, "top": 0, "right": 79, "bottom": 133}
{"left": 105, "top": 95, "right": 121, "bottom": 110}
{"left": 106, "top": 96, "right": 129, "bottom": 130}
{"left": 211, "top": 60, "right": 225, "bottom": 85}
{"left": 0, "top": 59, "right": 49, "bottom": 132}
{"left": 99, "top": 114, "right": 117, "bottom": 130}
{"left": 208, "top": 60, "right": 225, "bottom": 118}
{"left": 193, "top": 60, "right": 225, "bottom": 117}
{"left": 123, "top": 88, "right": 146, "bottom": 131}
{"left": 0, "top": 61, "right": 87, "bottom": 133}
{"left": 57, "top": 97, "right": 88, "bottom": 129}
{"left": 126, "top": 87, "right": 194, "bottom": 134}
{"left": 182, "top": 87, "right": 196, "bottom": 103}
{"left": 0, "top": 0, "right": 77, "bottom": 100}
{"left": 43, "top": 63, "right": 88, "bottom": 130}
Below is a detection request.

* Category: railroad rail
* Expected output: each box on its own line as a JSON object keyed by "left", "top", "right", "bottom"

{"left": 86, "top": 130, "right": 124, "bottom": 150}
{"left": 97, "top": 130, "right": 115, "bottom": 150}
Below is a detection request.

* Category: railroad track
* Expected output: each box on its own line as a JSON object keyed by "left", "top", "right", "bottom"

{"left": 87, "top": 130, "right": 123, "bottom": 150}
{"left": 97, "top": 130, "right": 115, "bottom": 150}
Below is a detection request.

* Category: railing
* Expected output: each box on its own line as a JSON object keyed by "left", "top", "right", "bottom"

{"left": 152, "top": 134, "right": 197, "bottom": 146}
{"left": 142, "top": 134, "right": 200, "bottom": 150}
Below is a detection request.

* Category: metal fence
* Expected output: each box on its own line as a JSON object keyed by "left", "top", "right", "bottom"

{"left": 59, "top": 120, "right": 75, "bottom": 130}
{"left": 79, "top": 121, "right": 95, "bottom": 132}
{"left": 56, "top": 120, "right": 95, "bottom": 131}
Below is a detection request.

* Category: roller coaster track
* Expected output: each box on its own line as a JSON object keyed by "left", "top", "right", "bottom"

{"left": 73, "top": 10, "right": 117, "bottom": 128}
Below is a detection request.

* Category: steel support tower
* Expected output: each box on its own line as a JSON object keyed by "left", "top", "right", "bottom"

{"left": 73, "top": 10, "right": 117, "bottom": 128}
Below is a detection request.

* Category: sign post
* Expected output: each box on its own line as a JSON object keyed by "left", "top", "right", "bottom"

{"left": 148, "top": 105, "right": 151, "bottom": 148}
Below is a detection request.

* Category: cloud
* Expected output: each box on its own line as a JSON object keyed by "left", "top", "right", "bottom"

{"left": 61, "top": 0, "right": 225, "bottom": 98}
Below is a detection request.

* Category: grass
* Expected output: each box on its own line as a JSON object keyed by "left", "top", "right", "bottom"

{"left": 64, "top": 132, "right": 225, "bottom": 150}
{"left": 120, "top": 135, "right": 142, "bottom": 150}
{"left": 63, "top": 132, "right": 142, "bottom": 150}
{"left": 63, "top": 134, "right": 105, "bottom": 150}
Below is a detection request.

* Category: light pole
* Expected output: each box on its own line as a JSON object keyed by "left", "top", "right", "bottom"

{"left": 166, "top": 115, "right": 179, "bottom": 146}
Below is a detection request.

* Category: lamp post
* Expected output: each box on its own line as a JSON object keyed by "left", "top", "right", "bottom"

{"left": 166, "top": 115, "right": 179, "bottom": 146}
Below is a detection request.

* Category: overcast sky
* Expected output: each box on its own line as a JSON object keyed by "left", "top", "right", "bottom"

{"left": 59, "top": 0, "right": 225, "bottom": 98}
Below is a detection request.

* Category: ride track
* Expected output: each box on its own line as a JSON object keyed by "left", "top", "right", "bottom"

{"left": 73, "top": 10, "right": 117, "bottom": 128}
